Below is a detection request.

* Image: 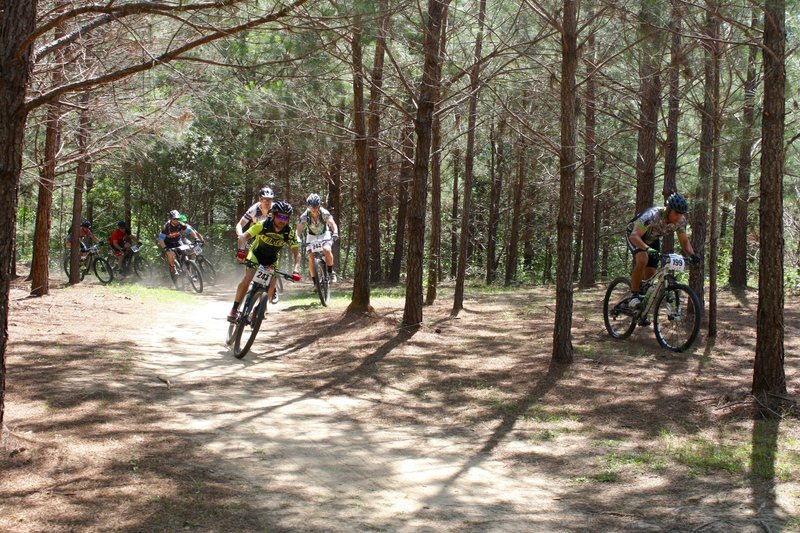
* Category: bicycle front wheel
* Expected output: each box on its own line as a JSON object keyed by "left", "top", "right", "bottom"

{"left": 197, "top": 256, "right": 217, "bottom": 285}
{"left": 315, "top": 257, "right": 329, "bottom": 306}
{"left": 186, "top": 261, "right": 204, "bottom": 293}
{"left": 603, "top": 277, "right": 637, "bottom": 339}
{"left": 93, "top": 257, "right": 114, "bottom": 285}
{"left": 232, "top": 289, "right": 268, "bottom": 359}
{"left": 63, "top": 255, "right": 87, "bottom": 281}
{"left": 133, "top": 255, "right": 152, "bottom": 280}
{"left": 653, "top": 283, "right": 701, "bottom": 352}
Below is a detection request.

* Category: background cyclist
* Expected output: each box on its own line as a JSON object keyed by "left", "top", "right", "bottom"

{"left": 295, "top": 193, "right": 339, "bottom": 284}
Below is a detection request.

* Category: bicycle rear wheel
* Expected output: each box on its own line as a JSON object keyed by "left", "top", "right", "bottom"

{"left": 133, "top": 254, "right": 152, "bottom": 280}
{"left": 653, "top": 283, "right": 701, "bottom": 352}
{"left": 197, "top": 256, "right": 217, "bottom": 285}
{"left": 603, "top": 277, "right": 637, "bottom": 339}
{"left": 186, "top": 261, "right": 204, "bottom": 293}
{"left": 232, "top": 289, "right": 268, "bottom": 359}
{"left": 93, "top": 257, "right": 114, "bottom": 284}
{"left": 315, "top": 257, "right": 329, "bottom": 306}
{"left": 63, "top": 255, "right": 87, "bottom": 281}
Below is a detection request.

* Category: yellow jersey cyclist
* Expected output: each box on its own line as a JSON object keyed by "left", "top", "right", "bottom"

{"left": 227, "top": 201, "right": 301, "bottom": 322}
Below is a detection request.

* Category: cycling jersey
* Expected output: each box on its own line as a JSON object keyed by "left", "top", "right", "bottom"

{"left": 298, "top": 207, "right": 333, "bottom": 236}
{"left": 241, "top": 202, "right": 272, "bottom": 233}
{"left": 626, "top": 207, "right": 687, "bottom": 246}
{"left": 159, "top": 221, "right": 189, "bottom": 248}
{"left": 109, "top": 228, "right": 128, "bottom": 248}
{"left": 245, "top": 219, "right": 299, "bottom": 267}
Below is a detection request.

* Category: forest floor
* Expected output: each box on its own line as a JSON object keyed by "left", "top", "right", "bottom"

{"left": 1, "top": 266, "right": 799, "bottom": 532}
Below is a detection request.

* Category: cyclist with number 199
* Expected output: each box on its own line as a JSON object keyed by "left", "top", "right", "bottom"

{"left": 626, "top": 192, "right": 700, "bottom": 309}
{"left": 227, "top": 201, "right": 301, "bottom": 323}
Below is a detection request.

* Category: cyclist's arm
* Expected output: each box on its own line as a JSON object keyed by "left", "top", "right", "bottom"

{"left": 628, "top": 226, "right": 649, "bottom": 252}
{"left": 235, "top": 215, "right": 249, "bottom": 237}
{"left": 88, "top": 229, "right": 99, "bottom": 242}
{"left": 677, "top": 231, "right": 695, "bottom": 257}
{"left": 290, "top": 245, "right": 301, "bottom": 273}
{"left": 158, "top": 231, "right": 167, "bottom": 250}
{"left": 327, "top": 217, "right": 339, "bottom": 236}
{"left": 294, "top": 220, "right": 305, "bottom": 242}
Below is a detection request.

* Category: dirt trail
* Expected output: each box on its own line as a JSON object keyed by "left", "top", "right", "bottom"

{"left": 3, "top": 276, "right": 797, "bottom": 532}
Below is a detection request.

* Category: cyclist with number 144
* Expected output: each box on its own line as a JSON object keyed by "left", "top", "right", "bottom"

{"left": 295, "top": 193, "right": 339, "bottom": 285}
{"left": 227, "top": 201, "right": 302, "bottom": 323}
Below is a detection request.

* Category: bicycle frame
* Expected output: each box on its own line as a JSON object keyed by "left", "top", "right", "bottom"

{"left": 637, "top": 254, "right": 688, "bottom": 320}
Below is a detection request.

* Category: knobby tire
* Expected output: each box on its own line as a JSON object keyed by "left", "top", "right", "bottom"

{"left": 653, "top": 283, "right": 701, "bottom": 352}
{"left": 603, "top": 277, "right": 637, "bottom": 340}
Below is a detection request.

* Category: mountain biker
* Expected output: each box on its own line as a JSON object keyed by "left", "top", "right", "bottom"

{"left": 295, "top": 193, "right": 340, "bottom": 284}
{"left": 626, "top": 192, "right": 700, "bottom": 308}
{"left": 178, "top": 214, "right": 206, "bottom": 246}
{"left": 109, "top": 220, "right": 135, "bottom": 273}
{"left": 158, "top": 210, "right": 199, "bottom": 273}
{"left": 66, "top": 219, "right": 99, "bottom": 253}
{"left": 235, "top": 186, "right": 274, "bottom": 237}
{"left": 227, "top": 201, "right": 301, "bottom": 322}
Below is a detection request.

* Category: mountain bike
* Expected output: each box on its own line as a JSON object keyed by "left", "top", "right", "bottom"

{"left": 226, "top": 263, "right": 299, "bottom": 359}
{"left": 192, "top": 240, "right": 217, "bottom": 285}
{"left": 119, "top": 243, "right": 152, "bottom": 280}
{"left": 63, "top": 243, "right": 114, "bottom": 284}
{"left": 164, "top": 244, "right": 203, "bottom": 293}
{"left": 307, "top": 238, "right": 332, "bottom": 306}
{"left": 603, "top": 253, "right": 701, "bottom": 352}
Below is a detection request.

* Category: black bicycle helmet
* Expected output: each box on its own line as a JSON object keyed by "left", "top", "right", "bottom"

{"left": 81, "top": 219, "right": 91, "bottom": 228}
{"left": 271, "top": 201, "right": 293, "bottom": 216}
{"left": 666, "top": 192, "right": 688, "bottom": 214}
{"left": 169, "top": 209, "right": 181, "bottom": 219}
{"left": 306, "top": 193, "right": 321, "bottom": 207}
{"left": 259, "top": 187, "right": 274, "bottom": 199}
{"left": 117, "top": 220, "right": 126, "bottom": 228}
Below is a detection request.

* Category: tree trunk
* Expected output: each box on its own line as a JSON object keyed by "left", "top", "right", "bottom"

{"left": 486, "top": 115, "right": 505, "bottom": 285}
{"left": 634, "top": 1, "right": 662, "bottom": 215}
{"left": 450, "top": 113, "right": 461, "bottom": 279}
{"left": 366, "top": 0, "right": 389, "bottom": 283}
{"left": 390, "top": 118, "right": 413, "bottom": 283}
{"left": 689, "top": 8, "right": 718, "bottom": 312}
{"left": 452, "top": 0, "right": 486, "bottom": 316}
{"left": 579, "top": 28, "right": 597, "bottom": 288}
{"left": 328, "top": 103, "right": 345, "bottom": 270}
{"left": 347, "top": 18, "right": 373, "bottom": 314}
{"left": 402, "top": 0, "right": 448, "bottom": 330}
{"left": 68, "top": 93, "right": 92, "bottom": 284}
{"left": 730, "top": 10, "right": 759, "bottom": 290}
{"left": 708, "top": 20, "right": 721, "bottom": 337}
{"left": 425, "top": 3, "right": 449, "bottom": 305}
{"left": 0, "top": 0, "right": 38, "bottom": 432}
{"left": 752, "top": 0, "right": 787, "bottom": 414}
{"left": 662, "top": 0, "right": 682, "bottom": 253}
{"left": 552, "top": 0, "right": 578, "bottom": 364}
{"left": 505, "top": 138, "right": 526, "bottom": 285}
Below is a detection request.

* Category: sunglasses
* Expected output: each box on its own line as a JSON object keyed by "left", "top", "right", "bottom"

{"left": 274, "top": 213, "right": 289, "bottom": 221}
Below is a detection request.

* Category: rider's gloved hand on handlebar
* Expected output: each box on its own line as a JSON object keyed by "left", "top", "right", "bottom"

{"left": 332, "top": 234, "right": 339, "bottom": 242}
{"left": 236, "top": 249, "right": 247, "bottom": 262}
{"left": 689, "top": 253, "right": 701, "bottom": 265}
{"left": 291, "top": 271, "right": 302, "bottom": 282}
{"left": 646, "top": 247, "right": 659, "bottom": 257}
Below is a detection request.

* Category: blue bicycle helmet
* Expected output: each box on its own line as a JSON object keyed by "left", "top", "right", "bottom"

{"left": 666, "top": 192, "right": 688, "bottom": 214}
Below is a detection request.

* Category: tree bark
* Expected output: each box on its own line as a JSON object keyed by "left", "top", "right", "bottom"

{"left": 552, "top": 0, "right": 578, "bottom": 364}
{"left": 450, "top": 113, "right": 461, "bottom": 279}
{"left": 452, "top": 0, "right": 486, "bottom": 316}
{"left": 505, "top": 138, "right": 526, "bottom": 285}
{"left": 730, "top": 10, "right": 759, "bottom": 290}
{"left": 752, "top": 0, "right": 787, "bottom": 414}
{"left": 0, "top": 0, "right": 38, "bottom": 432}
{"left": 390, "top": 118, "right": 413, "bottom": 283}
{"left": 366, "top": 0, "right": 389, "bottom": 283}
{"left": 579, "top": 28, "right": 597, "bottom": 288}
{"left": 662, "top": 0, "right": 682, "bottom": 253}
{"left": 634, "top": 0, "right": 662, "bottom": 215}
{"left": 486, "top": 115, "right": 505, "bottom": 285}
{"left": 347, "top": 18, "right": 373, "bottom": 314}
{"left": 68, "top": 92, "right": 92, "bottom": 284}
{"left": 402, "top": 0, "right": 449, "bottom": 330}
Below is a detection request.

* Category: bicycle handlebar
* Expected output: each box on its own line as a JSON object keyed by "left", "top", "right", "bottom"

{"left": 243, "top": 260, "right": 299, "bottom": 281}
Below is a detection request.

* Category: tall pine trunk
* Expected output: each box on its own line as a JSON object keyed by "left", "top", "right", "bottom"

{"left": 579, "top": 28, "right": 597, "bottom": 288}
{"left": 402, "top": 0, "right": 448, "bottom": 329}
{"left": 662, "top": 0, "right": 682, "bottom": 253}
{"left": 752, "top": 0, "right": 787, "bottom": 414}
{"left": 552, "top": 0, "right": 578, "bottom": 364}
{"left": 390, "top": 118, "right": 413, "bottom": 283}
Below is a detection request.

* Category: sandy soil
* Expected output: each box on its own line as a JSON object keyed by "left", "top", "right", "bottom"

{"left": 1, "top": 270, "right": 798, "bottom": 532}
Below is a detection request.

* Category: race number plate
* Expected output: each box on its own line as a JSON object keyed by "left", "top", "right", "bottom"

{"left": 253, "top": 265, "right": 272, "bottom": 286}
{"left": 309, "top": 240, "right": 325, "bottom": 253}
{"left": 668, "top": 254, "right": 685, "bottom": 271}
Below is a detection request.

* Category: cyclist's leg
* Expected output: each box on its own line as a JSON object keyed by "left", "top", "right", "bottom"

{"left": 228, "top": 267, "right": 256, "bottom": 321}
